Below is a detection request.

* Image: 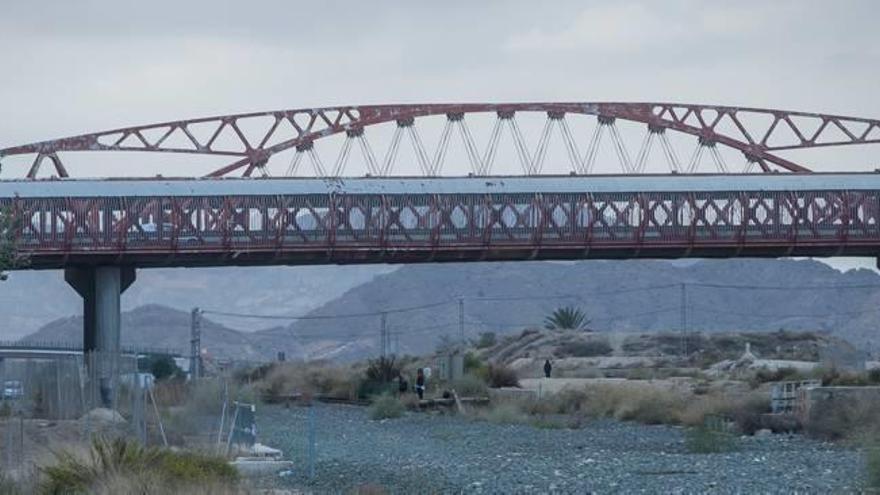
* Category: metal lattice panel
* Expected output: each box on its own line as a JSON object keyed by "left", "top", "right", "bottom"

{"left": 4, "top": 185, "right": 880, "bottom": 269}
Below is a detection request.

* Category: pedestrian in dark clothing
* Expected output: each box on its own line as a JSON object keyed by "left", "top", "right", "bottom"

{"left": 398, "top": 373, "right": 408, "bottom": 395}
{"left": 544, "top": 359, "right": 552, "bottom": 378}
{"left": 415, "top": 368, "right": 426, "bottom": 400}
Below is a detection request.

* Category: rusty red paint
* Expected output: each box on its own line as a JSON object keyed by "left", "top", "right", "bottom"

{"left": 2, "top": 103, "right": 880, "bottom": 179}
{"left": 3, "top": 188, "right": 879, "bottom": 269}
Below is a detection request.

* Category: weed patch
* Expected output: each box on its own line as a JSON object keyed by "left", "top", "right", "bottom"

{"left": 368, "top": 394, "right": 405, "bottom": 420}
{"left": 685, "top": 426, "right": 737, "bottom": 454}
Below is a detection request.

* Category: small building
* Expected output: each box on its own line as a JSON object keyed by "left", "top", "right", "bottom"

{"left": 435, "top": 351, "right": 464, "bottom": 382}
{"left": 770, "top": 380, "right": 820, "bottom": 414}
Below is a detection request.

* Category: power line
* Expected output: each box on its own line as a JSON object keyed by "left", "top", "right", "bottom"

{"left": 461, "top": 306, "right": 679, "bottom": 330}
{"left": 689, "top": 305, "right": 880, "bottom": 319}
{"left": 687, "top": 281, "right": 880, "bottom": 290}
{"left": 202, "top": 299, "right": 453, "bottom": 321}
{"left": 469, "top": 284, "right": 678, "bottom": 302}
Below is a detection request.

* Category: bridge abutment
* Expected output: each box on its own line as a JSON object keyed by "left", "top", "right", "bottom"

{"left": 64, "top": 265, "right": 136, "bottom": 407}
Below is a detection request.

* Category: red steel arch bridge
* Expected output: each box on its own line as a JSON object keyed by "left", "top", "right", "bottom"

{"left": 2, "top": 101, "right": 880, "bottom": 396}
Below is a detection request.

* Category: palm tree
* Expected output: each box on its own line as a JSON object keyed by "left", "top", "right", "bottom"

{"left": 544, "top": 306, "right": 590, "bottom": 331}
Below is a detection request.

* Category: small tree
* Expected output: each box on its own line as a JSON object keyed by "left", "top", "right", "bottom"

{"left": 544, "top": 306, "right": 590, "bottom": 331}
{"left": 0, "top": 205, "right": 22, "bottom": 281}
{"left": 474, "top": 332, "right": 497, "bottom": 349}
{"left": 359, "top": 356, "right": 401, "bottom": 398}
{"left": 138, "top": 354, "right": 184, "bottom": 381}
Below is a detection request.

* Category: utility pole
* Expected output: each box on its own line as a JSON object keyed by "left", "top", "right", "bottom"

{"left": 380, "top": 312, "right": 388, "bottom": 358}
{"left": 190, "top": 307, "right": 202, "bottom": 379}
{"left": 679, "top": 283, "right": 688, "bottom": 359}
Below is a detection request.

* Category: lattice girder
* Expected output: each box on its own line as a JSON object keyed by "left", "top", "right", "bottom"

{"left": 3, "top": 103, "right": 880, "bottom": 178}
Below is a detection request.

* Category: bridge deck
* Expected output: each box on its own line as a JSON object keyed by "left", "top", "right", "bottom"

{"left": 3, "top": 173, "right": 880, "bottom": 197}
{"left": 2, "top": 174, "right": 879, "bottom": 269}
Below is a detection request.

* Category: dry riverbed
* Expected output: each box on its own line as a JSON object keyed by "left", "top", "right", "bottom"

{"left": 258, "top": 403, "right": 865, "bottom": 494}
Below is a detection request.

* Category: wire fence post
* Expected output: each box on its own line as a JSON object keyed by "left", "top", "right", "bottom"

{"left": 458, "top": 297, "right": 465, "bottom": 346}
{"left": 680, "top": 282, "right": 688, "bottom": 358}
{"left": 307, "top": 404, "right": 316, "bottom": 480}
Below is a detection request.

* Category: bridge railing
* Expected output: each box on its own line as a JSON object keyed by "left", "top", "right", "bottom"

{"left": 3, "top": 190, "right": 879, "bottom": 257}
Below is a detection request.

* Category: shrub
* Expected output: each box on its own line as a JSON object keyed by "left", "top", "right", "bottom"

{"left": 368, "top": 394, "right": 405, "bottom": 420}
{"left": 748, "top": 366, "right": 804, "bottom": 387}
{"left": 451, "top": 374, "right": 489, "bottom": 397}
{"left": 138, "top": 354, "right": 184, "bottom": 382}
{"left": 556, "top": 340, "right": 612, "bottom": 358}
{"left": 614, "top": 390, "right": 682, "bottom": 425}
{"left": 486, "top": 363, "right": 519, "bottom": 388}
{"left": 463, "top": 353, "right": 488, "bottom": 378}
{"left": 254, "top": 362, "right": 357, "bottom": 401}
{"left": 820, "top": 368, "right": 880, "bottom": 387}
{"left": 685, "top": 425, "right": 737, "bottom": 454}
{"left": 40, "top": 437, "right": 237, "bottom": 494}
{"left": 867, "top": 446, "right": 880, "bottom": 490}
{"left": 358, "top": 357, "right": 402, "bottom": 399}
{"left": 805, "top": 395, "right": 880, "bottom": 441}
{"left": 679, "top": 392, "right": 770, "bottom": 434}
{"left": 474, "top": 332, "right": 497, "bottom": 349}
{"left": 725, "top": 395, "right": 770, "bottom": 435}
{"left": 481, "top": 403, "right": 527, "bottom": 425}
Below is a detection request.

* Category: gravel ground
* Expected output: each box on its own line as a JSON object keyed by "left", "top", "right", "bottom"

{"left": 258, "top": 404, "right": 865, "bottom": 494}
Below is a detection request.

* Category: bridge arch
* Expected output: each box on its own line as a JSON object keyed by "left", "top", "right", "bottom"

{"left": 3, "top": 103, "right": 880, "bottom": 179}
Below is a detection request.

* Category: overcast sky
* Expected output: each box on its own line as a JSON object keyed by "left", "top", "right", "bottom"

{"left": 1, "top": 0, "right": 879, "bottom": 269}
{"left": 2, "top": 1, "right": 878, "bottom": 139}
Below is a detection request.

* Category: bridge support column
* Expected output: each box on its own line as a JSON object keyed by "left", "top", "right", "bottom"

{"left": 65, "top": 266, "right": 136, "bottom": 408}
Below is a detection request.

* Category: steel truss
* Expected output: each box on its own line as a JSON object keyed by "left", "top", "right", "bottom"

{"left": 2, "top": 103, "right": 880, "bottom": 178}
{"left": 5, "top": 187, "right": 880, "bottom": 269}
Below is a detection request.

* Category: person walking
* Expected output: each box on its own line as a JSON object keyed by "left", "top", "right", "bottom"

{"left": 543, "top": 359, "right": 552, "bottom": 378}
{"left": 415, "top": 368, "right": 426, "bottom": 400}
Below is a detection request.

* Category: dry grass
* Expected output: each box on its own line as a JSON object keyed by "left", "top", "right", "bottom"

{"left": 38, "top": 437, "right": 238, "bottom": 495}
{"left": 368, "top": 394, "right": 405, "bottom": 420}
{"left": 254, "top": 362, "right": 358, "bottom": 401}
{"left": 804, "top": 394, "right": 880, "bottom": 442}
{"left": 451, "top": 374, "right": 489, "bottom": 397}
{"left": 474, "top": 382, "right": 769, "bottom": 434}
{"left": 486, "top": 363, "right": 520, "bottom": 388}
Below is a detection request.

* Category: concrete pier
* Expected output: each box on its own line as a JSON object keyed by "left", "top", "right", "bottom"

{"left": 65, "top": 265, "right": 135, "bottom": 407}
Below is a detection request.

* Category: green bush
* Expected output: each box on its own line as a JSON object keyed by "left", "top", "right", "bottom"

{"left": 368, "top": 394, "right": 405, "bottom": 420}
{"left": 867, "top": 446, "right": 880, "bottom": 490}
{"left": 685, "top": 425, "right": 737, "bottom": 454}
{"left": 556, "top": 340, "right": 612, "bottom": 358}
{"left": 358, "top": 357, "right": 402, "bottom": 400}
{"left": 40, "top": 437, "right": 237, "bottom": 494}
{"left": 463, "top": 352, "right": 488, "bottom": 378}
{"left": 138, "top": 354, "right": 184, "bottom": 382}
{"left": 474, "top": 332, "right": 497, "bottom": 349}
{"left": 486, "top": 363, "right": 519, "bottom": 388}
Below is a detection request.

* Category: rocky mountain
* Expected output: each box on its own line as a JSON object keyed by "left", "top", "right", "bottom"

{"left": 17, "top": 258, "right": 880, "bottom": 362}
{"left": 20, "top": 304, "right": 273, "bottom": 361}
{"left": 279, "top": 258, "right": 880, "bottom": 360}
{"left": 0, "top": 264, "right": 396, "bottom": 339}
{"left": 19, "top": 303, "right": 367, "bottom": 362}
